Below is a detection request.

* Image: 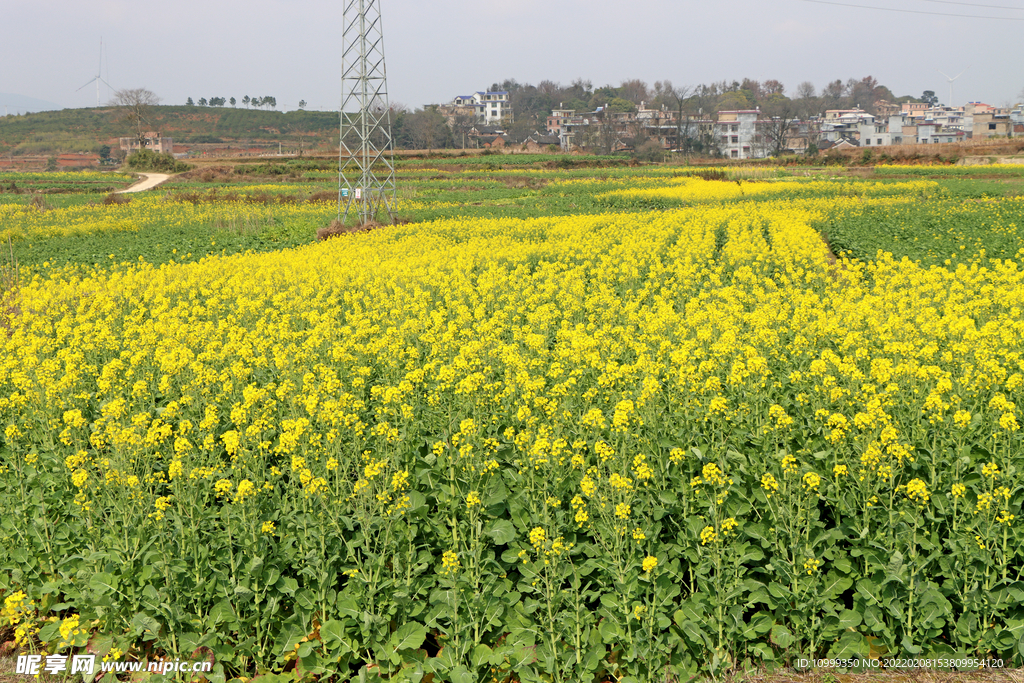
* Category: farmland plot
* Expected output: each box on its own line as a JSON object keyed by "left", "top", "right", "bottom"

{"left": 1, "top": 165, "right": 1022, "bottom": 681}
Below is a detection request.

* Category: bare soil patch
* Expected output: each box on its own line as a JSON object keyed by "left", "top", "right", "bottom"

{"left": 503, "top": 177, "right": 549, "bottom": 189}
{"left": 102, "top": 192, "right": 130, "bottom": 206}
{"left": 316, "top": 217, "right": 409, "bottom": 241}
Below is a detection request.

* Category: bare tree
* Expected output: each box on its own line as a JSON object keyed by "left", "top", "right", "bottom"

{"left": 618, "top": 79, "right": 650, "bottom": 106}
{"left": 688, "top": 84, "right": 724, "bottom": 156}
{"left": 406, "top": 106, "right": 450, "bottom": 153}
{"left": 794, "top": 82, "right": 821, "bottom": 121}
{"left": 821, "top": 79, "right": 846, "bottom": 110}
{"left": 655, "top": 81, "right": 694, "bottom": 153}
{"left": 449, "top": 111, "right": 478, "bottom": 149}
{"left": 802, "top": 118, "right": 824, "bottom": 155}
{"left": 110, "top": 88, "right": 160, "bottom": 152}
{"left": 762, "top": 79, "right": 786, "bottom": 98}
{"left": 575, "top": 109, "right": 619, "bottom": 154}
{"left": 596, "top": 111, "right": 619, "bottom": 154}
{"left": 756, "top": 99, "right": 798, "bottom": 157}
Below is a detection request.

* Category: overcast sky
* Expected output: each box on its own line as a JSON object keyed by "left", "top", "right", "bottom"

{"left": 3, "top": 0, "right": 1023, "bottom": 114}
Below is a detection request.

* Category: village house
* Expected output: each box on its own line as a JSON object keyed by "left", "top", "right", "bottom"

{"left": 533, "top": 91, "right": 1024, "bottom": 158}
{"left": 901, "top": 102, "right": 930, "bottom": 117}
{"left": 520, "top": 133, "right": 561, "bottom": 152}
{"left": 916, "top": 121, "right": 964, "bottom": 144}
{"left": 546, "top": 108, "right": 577, "bottom": 136}
{"left": 441, "top": 91, "right": 511, "bottom": 125}
{"left": 119, "top": 132, "right": 173, "bottom": 154}
{"left": 636, "top": 102, "right": 679, "bottom": 148}
{"left": 715, "top": 110, "right": 764, "bottom": 159}
{"left": 858, "top": 115, "right": 907, "bottom": 146}
{"left": 824, "top": 109, "right": 874, "bottom": 124}
{"left": 972, "top": 112, "right": 1012, "bottom": 139}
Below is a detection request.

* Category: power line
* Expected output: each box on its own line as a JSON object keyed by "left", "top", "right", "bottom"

{"left": 922, "top": 0, "right": 1024, "bottom": 9}
{"left": 798, "top": 0, "right": 1024, "bottom": 18}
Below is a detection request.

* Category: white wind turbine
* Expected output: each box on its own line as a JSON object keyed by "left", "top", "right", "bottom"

{"left": 937, "top": 66, "right": 970, "bottom": 107}
{"left": 76, "top": 38, "right": 113, "bottom": 106}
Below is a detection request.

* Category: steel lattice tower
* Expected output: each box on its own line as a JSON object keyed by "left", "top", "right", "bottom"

{"left": 338, "top": 0, "right": 396, "bottom": 224}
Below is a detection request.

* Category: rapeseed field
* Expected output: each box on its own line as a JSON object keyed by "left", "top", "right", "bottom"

{"left": 0, "top": 163, "right": 1022, "bottom": 682}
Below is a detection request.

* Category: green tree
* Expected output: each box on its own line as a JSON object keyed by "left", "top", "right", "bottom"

{"left": 124, "top": 149, "right": 191, "bottom": 173}
{"left": 845, "top": 76, "right": 892, "bottom": 114}
{"left": 589, "top": 85, "right": 619, "bottom": 110}
{"left": 717, "top": 90, "right": 751, "bottom": 111}
{"left": 606, "top": 97, "right": 636, "bottom": 113}
{"left": 186, "top": 97, "right": 194, "bottom": 106}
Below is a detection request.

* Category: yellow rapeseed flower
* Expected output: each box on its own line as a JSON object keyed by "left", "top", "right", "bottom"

{"left": 905, "top": 478, "right": 929, "bottom": 505}
{"left": 529, "top": 527, "right": 546, "bottom": 551}
{"left": 782, "top": 454, "right": 798, "bottom": 476}
{"left": 441, "top": 550, "right": 460, "bottom": 575}
{"left": 234, "top": 479, "right": 256, "bottom": 503}
{"left": 214, "top": 478, "right": 233, "bottom": 498}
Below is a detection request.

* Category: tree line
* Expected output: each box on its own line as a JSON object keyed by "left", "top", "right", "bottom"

{"left": 185, "top": 96, "right": 283, "bottom": 110}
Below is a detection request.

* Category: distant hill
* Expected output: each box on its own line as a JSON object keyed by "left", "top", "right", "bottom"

{"left": 0, "top": 105, "right": 339, "bottom": 155}
{"left": 0, "top": 93, "right": 63, "bottom": 115}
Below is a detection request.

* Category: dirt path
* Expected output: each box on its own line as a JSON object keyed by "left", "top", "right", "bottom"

{"left": 117, "top": 173, "right": 171, "bottom": 194}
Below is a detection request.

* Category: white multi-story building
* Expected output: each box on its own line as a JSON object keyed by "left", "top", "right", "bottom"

{"left": 925, "top": 107, "right": 965, "bottom": 131}
{"left": 858, "top": 116, "right": 907, "bottom": 146}
{"left": 916, "top": 121, "right": 964, "bottom": 144}
{"left": 716, "top": 110, "right": 763, "bottom": 159}
{"left": 824, "top": 109, "right": 875, "bottom": 125}
{"left": 858, "top": 121, "right": 889, "bottom": 148}
{"left": 452, "top": 91, "right": 510, "bottom": 124}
